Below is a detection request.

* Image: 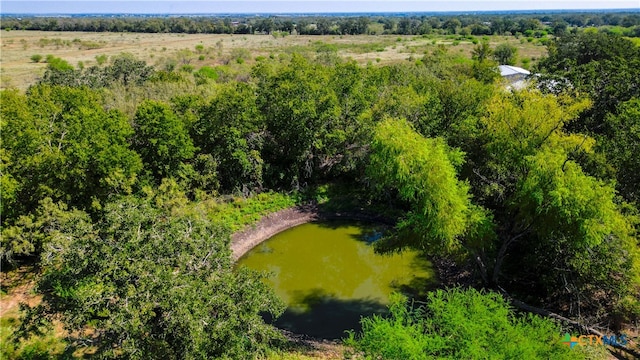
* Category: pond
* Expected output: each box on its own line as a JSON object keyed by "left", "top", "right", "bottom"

{"left": 236, "top": 220, "right": 435, "bottom": 339}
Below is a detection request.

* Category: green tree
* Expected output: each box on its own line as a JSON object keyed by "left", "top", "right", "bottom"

{"left": 1, "top": 198, "right": 88, "bottom": 264}
{"left": 470, "top": 42, "right": 499, "bottom": 83}
{"left": 472, "top": 58, "right": 499, "bottom": 84}
{"left": 367, "top": 92, "right": 640, "bottom": 319}
{"left": 471, "top": 41, "right": 492, "bottom": 62}
{"left": 18, "top": 197, "right": 284, "bottom": 359}
{"left": 106, "top": 53, "right": 154, "bottom": 86}
{"left": 443, "top": 18, "right": 461, "bottom": 34}
{"left": 551, "top": 20, "right": 568, "bottom": 36}
{"left": 254, "top": 55, "right": 340, "bottom": 188}
{"left": 493, "top": 43, "right": 518, "bottom": 65}
{"left": 366, "top": 85, "right": 442, "bottom": 140}
{"left": 132, "top": 100, "right": 196, "bottom": 182}
{"left": 596, "top": 98, "right": 640, "bottom": 204}
{"left": 367, "top": 117, "right": 482, "bottom": 256}
{"left": 194, "top": 83, "right": 264, "bottom": 191}
{"left": 1, "top": 86, "right": 142, "bottom": 221}
{"left": 537, "top": 32, "right": 640, "bottom": 134}
{"left": 537, "top": 32, "right": 640, "bottom": 206}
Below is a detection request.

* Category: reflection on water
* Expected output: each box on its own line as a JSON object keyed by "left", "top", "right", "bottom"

{"left": 237, "top": 221, "right": 434, "bottom": 339}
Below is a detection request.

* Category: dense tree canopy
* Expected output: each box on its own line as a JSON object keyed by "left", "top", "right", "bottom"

{"left": 537, "top": 31, "right": 640, "bottom": 206}
{"left": 19, "top": 196, "right": 284, "bottom": 359}
{"left": 193, "top": 83, "right": 264, "bottom": 191}
{"left": 0, "top": 85, "right": 141, "bottom": 221}
{"left": 367, "top": 91, "right": 639, "bottom": 319}
{"left": 132, "top": 100, "right": 196, "bottom": 182}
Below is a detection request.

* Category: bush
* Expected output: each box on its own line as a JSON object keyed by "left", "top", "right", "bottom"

{"left": 346, "top": 288, "right": 586, "bottom": 359}
{"left": 195, "top": 66, "right": 220, "bottom": 80}
{"left": 44, "top": 56, "right": 73, "bottom": 71}
{"left": 29, "top": 54, "right": 42, "bottom": 63}
{"left": 95, "top": 54, "right": 108, "bottom": 65}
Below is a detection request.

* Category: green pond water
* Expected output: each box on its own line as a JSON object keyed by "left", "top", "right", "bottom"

{"left": 236, "top": 221, "right": 435, "bottom": 339}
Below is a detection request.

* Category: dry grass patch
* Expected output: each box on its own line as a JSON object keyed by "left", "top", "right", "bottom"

{"left": 1, "top": 31, "right": 547, "bottom": 90}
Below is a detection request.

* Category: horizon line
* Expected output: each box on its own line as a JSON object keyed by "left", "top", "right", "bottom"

{"left": 2, "top": 1, "right": 638, "bottom": 15}
{"left": 3, "top": 8, "right": 640, "bottom": 16}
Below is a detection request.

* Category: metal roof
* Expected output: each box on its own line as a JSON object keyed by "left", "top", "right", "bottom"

{"left": 499, "top": 65, "right": 531, "bottom": 77}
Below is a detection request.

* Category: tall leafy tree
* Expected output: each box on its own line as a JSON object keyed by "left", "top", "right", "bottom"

{"left": 471, "top": 42, "right": 499, "bottom": 84}
{"left": 132, "top": 100, "right": 196, "bottom": 182}
{"left": 493, "top": 43, "right": 518, "bottom": 65}
{"left": 194, "top": 83, "right": 264, "bottom": 191}
{"left": 254, "top": 55, "right": 340, "bottom": 188}
{"left": 368, "top": 93, "right": 639, "bottom": 319}
{"left": 537, "top": 31, "right": 640, "bottom": 133}
{"left": 367, "top": 118, "right": 489, "bottom": 259}
{"left": 471, "top": 92, "right": 638, "bottom": 315}
{"left": 596, "top": 98, "right": 640, "bottom": 204}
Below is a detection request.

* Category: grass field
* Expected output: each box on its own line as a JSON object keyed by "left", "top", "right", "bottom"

{"left": 0, "top": 30, "right": 548, "bottom": 90}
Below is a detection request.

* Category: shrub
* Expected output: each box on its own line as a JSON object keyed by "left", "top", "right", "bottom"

{"left": 195, "top": 66, "right": 219, "bottom": 81}
{"left": 44, "top": 56, "right": 73, "bottom": 71}
{"left": 95, "top": 54, "right": 108, "bottom": 65}
{"left": 29, "top": 54, "right": 42, "bottom": 63}
{"left": 346, "top": 288, "right": 587, "bottom": 359}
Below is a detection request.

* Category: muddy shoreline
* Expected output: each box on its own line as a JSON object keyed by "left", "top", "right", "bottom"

{"left": 230, "top": 204, "right": 393, "bottom": 261}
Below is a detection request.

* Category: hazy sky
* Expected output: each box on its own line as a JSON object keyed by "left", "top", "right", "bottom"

{"left": 2, "top": 1, "right": 639, "bottom": 14}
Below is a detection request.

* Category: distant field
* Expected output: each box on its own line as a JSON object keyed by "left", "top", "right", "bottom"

{"left": 0, "top": 30, "right": 548, "bottom": 90}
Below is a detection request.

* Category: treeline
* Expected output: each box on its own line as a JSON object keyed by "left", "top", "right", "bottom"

{"left": 1, "top": 30, "right": 639, "bottom": 358}
{"left": 2, "top": 11, "right": 640, "bottom": 36}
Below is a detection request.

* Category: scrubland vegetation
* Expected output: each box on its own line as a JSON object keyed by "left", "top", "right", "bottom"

{"left": 1, "top": 12, "right": 640, "bottom": 359}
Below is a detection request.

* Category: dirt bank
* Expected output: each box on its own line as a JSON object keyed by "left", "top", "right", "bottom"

{"left": 230, "top": 204, "right": 393, "bottom": 260}
{"left": 230, "top": 205, "right": 320, "bottom": 260}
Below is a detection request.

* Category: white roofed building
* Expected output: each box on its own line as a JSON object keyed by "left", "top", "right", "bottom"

{"left": 499, "top": 65, "right": 531, "bottom": 90}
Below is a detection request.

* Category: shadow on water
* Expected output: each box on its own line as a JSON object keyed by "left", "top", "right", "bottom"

{"left": 393, "top": 252, "right": 439, "bottom": 298}
{"left": 312, "top": 220, "right": 386, "bottom": 245}
{"left": 263, "top": 288, "right": 388, "bottom": 339}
